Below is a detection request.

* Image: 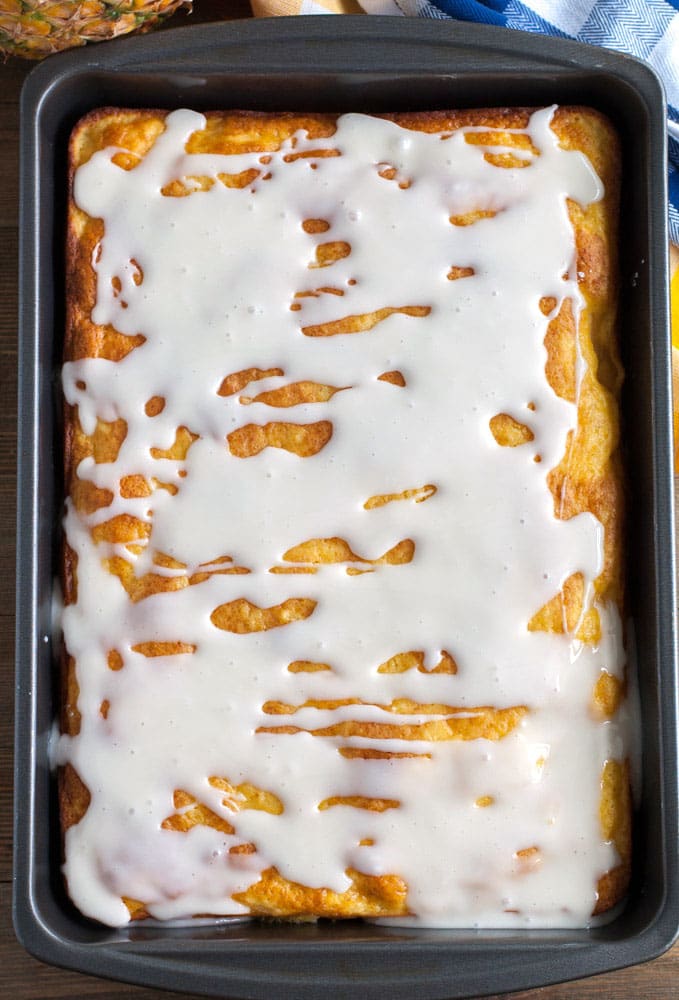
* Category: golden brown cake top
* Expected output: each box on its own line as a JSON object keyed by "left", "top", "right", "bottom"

{"left": 58, "top": 107, "right": 629, "bottom": 927}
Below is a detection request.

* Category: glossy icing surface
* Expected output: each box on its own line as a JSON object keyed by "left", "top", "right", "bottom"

{"left": 56, "top": 108, "right": 627, "bottom": 927}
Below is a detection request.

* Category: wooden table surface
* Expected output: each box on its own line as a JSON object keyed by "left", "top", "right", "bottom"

{"left": 1, "top": 3, "right": 677, "bottom": 997}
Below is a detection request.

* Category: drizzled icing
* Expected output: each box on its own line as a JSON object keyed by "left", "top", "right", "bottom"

{"left": 56, "top": 108, "right": 628, "bottom": 928}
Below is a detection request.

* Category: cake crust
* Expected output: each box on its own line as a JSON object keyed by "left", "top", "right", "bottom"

{"left": 60, "top": 106, "right": 628, "bottom": 926}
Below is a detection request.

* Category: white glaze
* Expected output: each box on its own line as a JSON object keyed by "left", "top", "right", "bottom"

{"left": 56, "top": 108, "right": 628, "bottom": 928}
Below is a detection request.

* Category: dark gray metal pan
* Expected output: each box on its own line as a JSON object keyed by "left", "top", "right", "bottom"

{"left": 14, "top": 16, "right": 679, "bottom": 999}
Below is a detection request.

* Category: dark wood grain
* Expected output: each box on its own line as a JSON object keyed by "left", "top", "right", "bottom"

{"left": 1, "top": 3, "right": 677, "bottom": 996}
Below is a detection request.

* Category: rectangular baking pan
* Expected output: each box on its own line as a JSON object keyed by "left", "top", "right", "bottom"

{"left": 14, "top": 16, "right": 679, "bottom": 1000}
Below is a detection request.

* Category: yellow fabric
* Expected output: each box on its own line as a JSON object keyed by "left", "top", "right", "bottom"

{"left": 671, "top": 245, "right": 679, "bottom": 349}
{"left": 670, "top": 246, "right": 679, "bottom": 470}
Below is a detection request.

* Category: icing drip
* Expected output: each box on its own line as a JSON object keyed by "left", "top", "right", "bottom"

{"left": 56, "top": 108, "right": 627, "bottom": 928}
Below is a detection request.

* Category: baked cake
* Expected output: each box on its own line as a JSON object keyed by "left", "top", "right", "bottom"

{"left": 56, "top": 106, "right": 632, "bottom": 927}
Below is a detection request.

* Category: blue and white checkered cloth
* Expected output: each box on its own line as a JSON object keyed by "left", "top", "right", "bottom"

{"left": 362, "top": 0, "right": 679, "bottom": 243}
